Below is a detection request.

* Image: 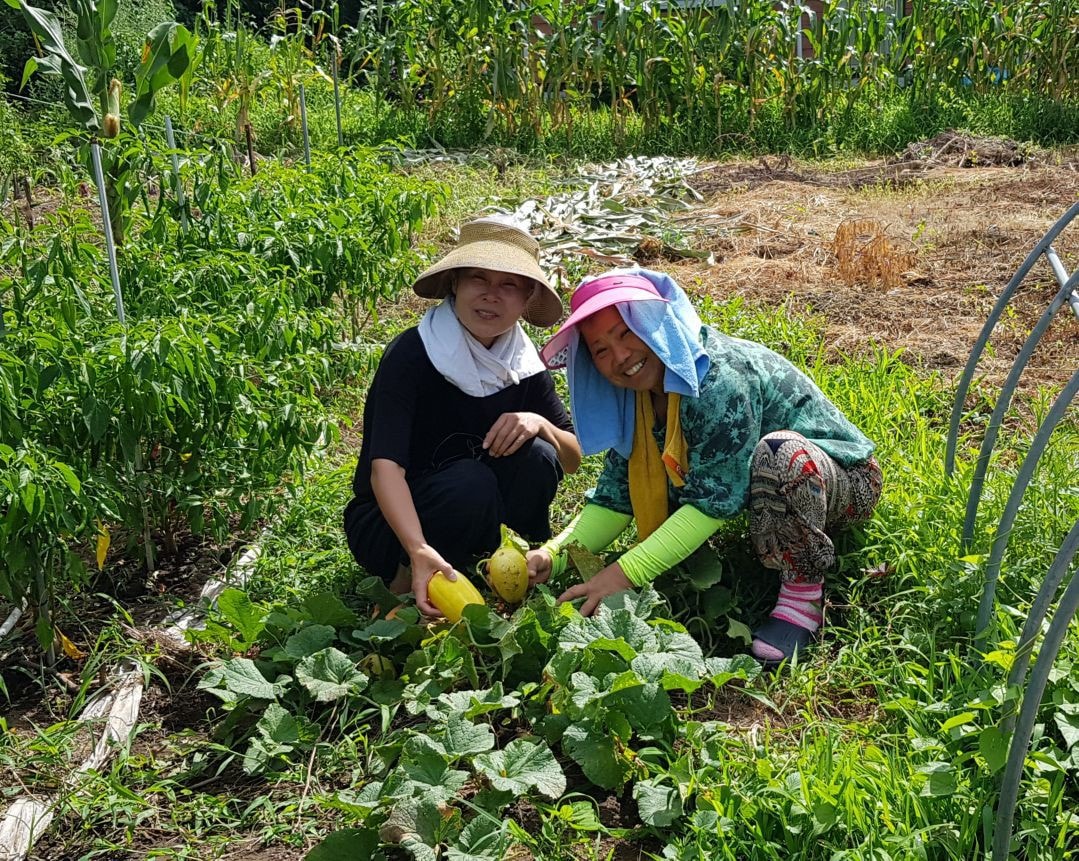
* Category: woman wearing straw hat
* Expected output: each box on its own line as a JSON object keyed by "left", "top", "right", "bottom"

{"left": 529, "top": 267, "right": 881, "bottom": 665}
{"left": 344, "top": 217, "right": 581, "bottom": 617}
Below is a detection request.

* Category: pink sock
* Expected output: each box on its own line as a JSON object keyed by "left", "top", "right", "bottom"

{"left": 751, "top": 582, "right": 823, "bottom": 662}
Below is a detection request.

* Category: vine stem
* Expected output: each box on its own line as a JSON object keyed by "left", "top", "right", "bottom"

{"left": 297, "top": 701, "right": 339, "bottom": 829}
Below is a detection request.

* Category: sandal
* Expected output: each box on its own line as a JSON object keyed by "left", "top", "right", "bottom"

{"left": 751, "top": 617, "right": 816, "bottom": 666}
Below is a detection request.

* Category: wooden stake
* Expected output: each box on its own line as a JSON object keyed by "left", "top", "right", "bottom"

{"left": 21, "top": 176, "right": 34, "bottom": 230}
{"left": 9, "top": 179, "right": 20, "bottom": 231}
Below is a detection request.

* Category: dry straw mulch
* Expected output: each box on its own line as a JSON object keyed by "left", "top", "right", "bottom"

{"left": 669, "top": 139, "right": 1079, "bottom": 391}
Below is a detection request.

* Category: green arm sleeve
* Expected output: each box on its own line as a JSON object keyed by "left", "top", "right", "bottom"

{"left": 540, "top": 503, "right": 632, "bottom": 579}
{"left": 617, "top": 504, "right": 723, "bottom": 587}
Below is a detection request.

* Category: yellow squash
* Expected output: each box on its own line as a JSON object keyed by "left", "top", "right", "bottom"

{"left": 488, "top": 546, "right": 529, "bottom": 603}
{"left": 484, "top": 525, "right": 530, "bottom": 604}
{"left": 358, "top": 653, "right": 397, "bottom": 680}
{"left": 427, "top": 570, "right": 485, "bottom": 622}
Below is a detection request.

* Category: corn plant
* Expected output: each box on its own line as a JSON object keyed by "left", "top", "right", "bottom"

{"left": 267, "top": 3, "right": 315, "bottom": 141}
{"left": 197, "top": 0, "right": 268, "bottom": 143}
{"left": 6, "top": 0, "right": 194, "bottom": 243}
{"left": 344, "top": 0, "right": 1077, "bottom": 153}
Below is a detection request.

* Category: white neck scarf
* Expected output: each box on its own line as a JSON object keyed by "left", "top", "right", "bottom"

{"left": 418, "top": 298, "right": 547, "bottom": 397}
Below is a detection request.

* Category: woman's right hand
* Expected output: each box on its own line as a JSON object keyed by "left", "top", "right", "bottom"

{"left": 526, "top": 548, "right": 553, "bottom": 586}
{"left": 409, "top": 545, "right": 457, "bottom": 617}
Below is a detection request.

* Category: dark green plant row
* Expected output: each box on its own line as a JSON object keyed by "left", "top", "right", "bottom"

{"left": 5, "top": 0, "right": 1077, "bottom": 184}
{"left": 0, "top": 145, "right": 446, "bottom": 648}
{"left": 337, "top": 0, "right": 1079, "bottom": 155}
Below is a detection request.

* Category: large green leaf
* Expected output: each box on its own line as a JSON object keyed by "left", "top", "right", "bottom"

{"left": 6, "top": 0, "right": 98, "bottom": 130}
{"left": 296, "top": 647, "right": 367, "bottom": 702}
{"left": 603, "top": 584, "right": 665, "bottom": 619}
{"left": 243, "top": 736, "right": 286, "bottom": 775}
{"left": 257, "top": 701, "right": 301, "bottom": 745}
{"left": 222, "top": 660, "right": 284, "bottom": 700}
{"left": 472, "top": 739, "right": 565, "bottom": 799}
{"left": 216, "top": 587, "right": 266, "bottom": 644}
{"left": 679, "top": 548, "right": 726, "bottom": 590}
{"left": 439, "top": 716, "right": 496, "bottom": 757}
{"left": 284, "top": 624, "right": 336, "bottom": 658}
{"left": 653, "top": 625, "right": 705, "bottom": 663}
{"left": 562, "top": 723, "right": 629, "bottom": 790}
{"left": 558, "top": 608, "right": 655, "bottom": 655}
{"left": 198, "top": 657, "right": 284, "bottom": 702}
{"left": 1054, "top": 704, "right": 1079, "bottom": 751}
{"left": 304, "top": 591, "right": 361, "bottom": 628}
{"left": 610, "top": 681, "right": 672, "bottom": 733}
{"left": 633, "top": 778, "right": 684, "bottom": 827}
{"left": 704, "top": 654, "right": 761, "bottom": 686}
{"left": 631, "top": 652, "right": 704, "bottom": 691}
{"left": 379, "top": 797, "right": 445, "bottom": 858}
{"left": 978, "top": 726, "right": 1009, "bottom": 775}
{"left": 305, "top": 828, "right": 382, "bottom": 860}
{"left": 428, "top": 685, "right": 521, "bottom": 722}
{"left": 917, "top": 761, "right": 957, "bottom": 797}
{"left": 130, "top": 22, "right": 195, "bottom": 127}
{"left": 446, "top": 817, "right": 511, "bottom": 861}
{"left": 353, "top": 618, "right": 408, "bottom": 643}
{"left": 400, "top": 736, "right": 470, "bottom": 803}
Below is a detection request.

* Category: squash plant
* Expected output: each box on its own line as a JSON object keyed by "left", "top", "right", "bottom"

{"left": 195, "top": 582, "right": 761, "bottom": 859}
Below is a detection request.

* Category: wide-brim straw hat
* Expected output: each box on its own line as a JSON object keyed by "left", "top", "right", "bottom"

{"left": 412, "top": 217, "right": 563, "bottom": 327}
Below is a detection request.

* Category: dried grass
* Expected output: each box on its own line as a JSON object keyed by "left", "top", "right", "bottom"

{"left": 660, "top": 163, "right": 1078, "bottom": 389}
{"left": 379, "top": 150, "right": 1077, "bottom": 392}
{"left": 833, "top": 219, "right": 917, "bottom": 291}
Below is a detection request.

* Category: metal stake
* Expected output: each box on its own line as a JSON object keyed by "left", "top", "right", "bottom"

{"left": 976, "top": 366, "right": 1079, "bottom": 653}
{"left": 992, "top": 521, "right": 1079, "bottom": 861}
{"left": 163, "top": 116, "right": 188, "bottom": 235}
{"left": 90, "top": 140, "right": 126, "bottom": 326}
{"left": 300, "top": 83, "right": 312, "bottom": 171}
{"left": 331, "top": 46, "right": 343, "bottom": 147}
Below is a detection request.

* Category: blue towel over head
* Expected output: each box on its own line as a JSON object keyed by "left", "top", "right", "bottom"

{"left": 566, "top": 267, "right": 710, "bottom": 457}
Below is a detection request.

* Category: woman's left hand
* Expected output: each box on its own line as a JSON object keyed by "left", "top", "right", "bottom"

{"left": 484, "top": 411, "right": 545, "bottom": 458}
{"left": 557, "top": 563, "right": 633, "bottom": 617}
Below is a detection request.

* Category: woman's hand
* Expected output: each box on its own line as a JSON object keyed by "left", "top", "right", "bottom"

{"left": 409, "top": 545, "right": 458, "bottom": 618}
{"left": 526, "top": 547, "right": 553, "bottom": 586}
{"left": 483, "top": 411, "right": 544, "bottom": 458}
{"left": 557, "top": 562, "right": 633, "bottom": 617}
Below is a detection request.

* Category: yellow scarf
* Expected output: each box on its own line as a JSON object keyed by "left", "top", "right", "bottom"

{"left": 628, "top": 392, "right": 689, "bottom": 540}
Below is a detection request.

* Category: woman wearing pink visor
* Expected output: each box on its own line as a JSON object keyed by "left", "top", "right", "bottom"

{"left": 533, "top": 268, "right": 882, "bottom": 665}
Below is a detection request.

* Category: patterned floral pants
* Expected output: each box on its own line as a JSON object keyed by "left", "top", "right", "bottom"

{"left": 748, "top": 430, "right": 882, "bottom": 585}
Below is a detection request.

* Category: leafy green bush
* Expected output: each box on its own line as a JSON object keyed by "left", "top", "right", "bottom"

{"left": 0, "top": 148, "right": 446, "bottom": 644}
{"left": 0, "top": 86, "right": 33, "bottom": 183}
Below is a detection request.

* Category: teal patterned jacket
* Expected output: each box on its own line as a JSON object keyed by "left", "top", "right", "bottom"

{"left": 590, "top": 325, "right": 875, "bottom": 519}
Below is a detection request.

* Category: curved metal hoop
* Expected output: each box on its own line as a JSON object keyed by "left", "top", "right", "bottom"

{"left": 960, "top": 269, "right": 1079, "bottom": 551}
{"left": 946, "top": 202, "right": 1079, "bottom": 477}
{"left": 974, "top": 368, "right": 1079, "bottom": 651}
{"left": 992, "top": 520, "right": 1079, "bottom": 861}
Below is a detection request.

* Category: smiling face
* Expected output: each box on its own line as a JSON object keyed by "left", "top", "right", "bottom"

{"left": 451, "top": 267, "right": 533, "bottom": 347}
{"left": 578, "top": 305, "right": 665, "bottom": 394}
